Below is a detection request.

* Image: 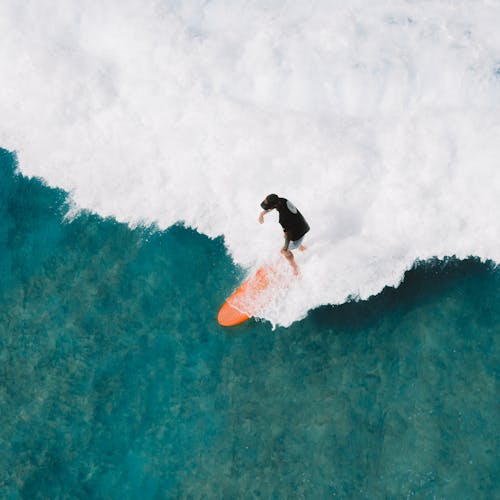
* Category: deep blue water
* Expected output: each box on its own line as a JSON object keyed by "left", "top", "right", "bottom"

{"left": 0, "top": 148, "right": 498, "bottom": 498}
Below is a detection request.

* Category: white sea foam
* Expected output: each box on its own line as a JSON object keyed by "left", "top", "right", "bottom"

{"left": 1, "top": 0, "right": 499, "bottom": 326}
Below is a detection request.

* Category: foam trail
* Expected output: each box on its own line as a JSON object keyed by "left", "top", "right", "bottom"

{"left": 1, "top": 0, "right": 499, "bottom": 326}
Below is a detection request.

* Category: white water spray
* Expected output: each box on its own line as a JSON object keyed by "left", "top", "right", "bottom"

{"left": 1, "top": 0, "right": 499, "bottom": 325}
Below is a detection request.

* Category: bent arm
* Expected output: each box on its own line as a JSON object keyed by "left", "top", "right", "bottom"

{"left": 283, "top": 232, "right": 291, "bottom": 251}
{"left": 258, "top": 209, "right": 270, "bottom": 224}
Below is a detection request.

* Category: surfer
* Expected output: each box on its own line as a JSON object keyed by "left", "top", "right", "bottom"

{"left": 259, "top": 194, "right": 310, "bottom": 274}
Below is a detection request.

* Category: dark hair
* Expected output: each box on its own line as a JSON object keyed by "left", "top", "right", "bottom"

{"left": 261, "top": 194, "right": 279, "bottom": 210}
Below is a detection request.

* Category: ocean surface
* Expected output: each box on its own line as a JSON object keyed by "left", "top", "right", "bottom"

{"left": 1, "top": 150, "right": 498, "bottom": 497}
{"left": 2, "top": 0, "right": 500, "bottom": 326}
{"left": 1, "top": 0, "right": 500, "bottom": 497}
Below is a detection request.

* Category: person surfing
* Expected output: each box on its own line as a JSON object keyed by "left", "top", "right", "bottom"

{"left": 259, "top": 194, "right": 310, "bottom": 275}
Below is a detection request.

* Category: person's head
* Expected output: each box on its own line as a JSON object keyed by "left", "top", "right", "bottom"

{"left": 260, "top": 194, "right": 280, "bottom": 210}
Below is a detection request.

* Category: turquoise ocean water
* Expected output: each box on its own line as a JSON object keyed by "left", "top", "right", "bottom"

{"left": 0, "top": 148, "right": 498, "bottom": 498}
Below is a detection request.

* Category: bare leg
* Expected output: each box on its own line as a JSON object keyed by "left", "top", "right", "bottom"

{"left": 281, "top": 249, "right": 300, "bottom": 275}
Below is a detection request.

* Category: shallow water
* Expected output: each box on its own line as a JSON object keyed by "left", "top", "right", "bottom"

{"left": 0, "top": 149, "right": 498, "bottom": 498}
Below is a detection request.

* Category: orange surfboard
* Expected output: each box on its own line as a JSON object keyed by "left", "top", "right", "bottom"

{"left": 217, "top": 263, "right": 293, "bottom": 326}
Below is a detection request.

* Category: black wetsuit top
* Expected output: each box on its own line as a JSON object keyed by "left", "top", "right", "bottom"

{"left": 276, "top": 198, "right": 310, "bottom": 241}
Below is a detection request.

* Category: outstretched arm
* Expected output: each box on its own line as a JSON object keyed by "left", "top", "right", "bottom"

{"left": 258, "top": 210, "right": 270, "bottom": 224}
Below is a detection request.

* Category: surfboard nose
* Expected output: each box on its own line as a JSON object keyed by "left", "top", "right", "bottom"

{"left": 217, "top": 301, "right": 250, "bottom": 326}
